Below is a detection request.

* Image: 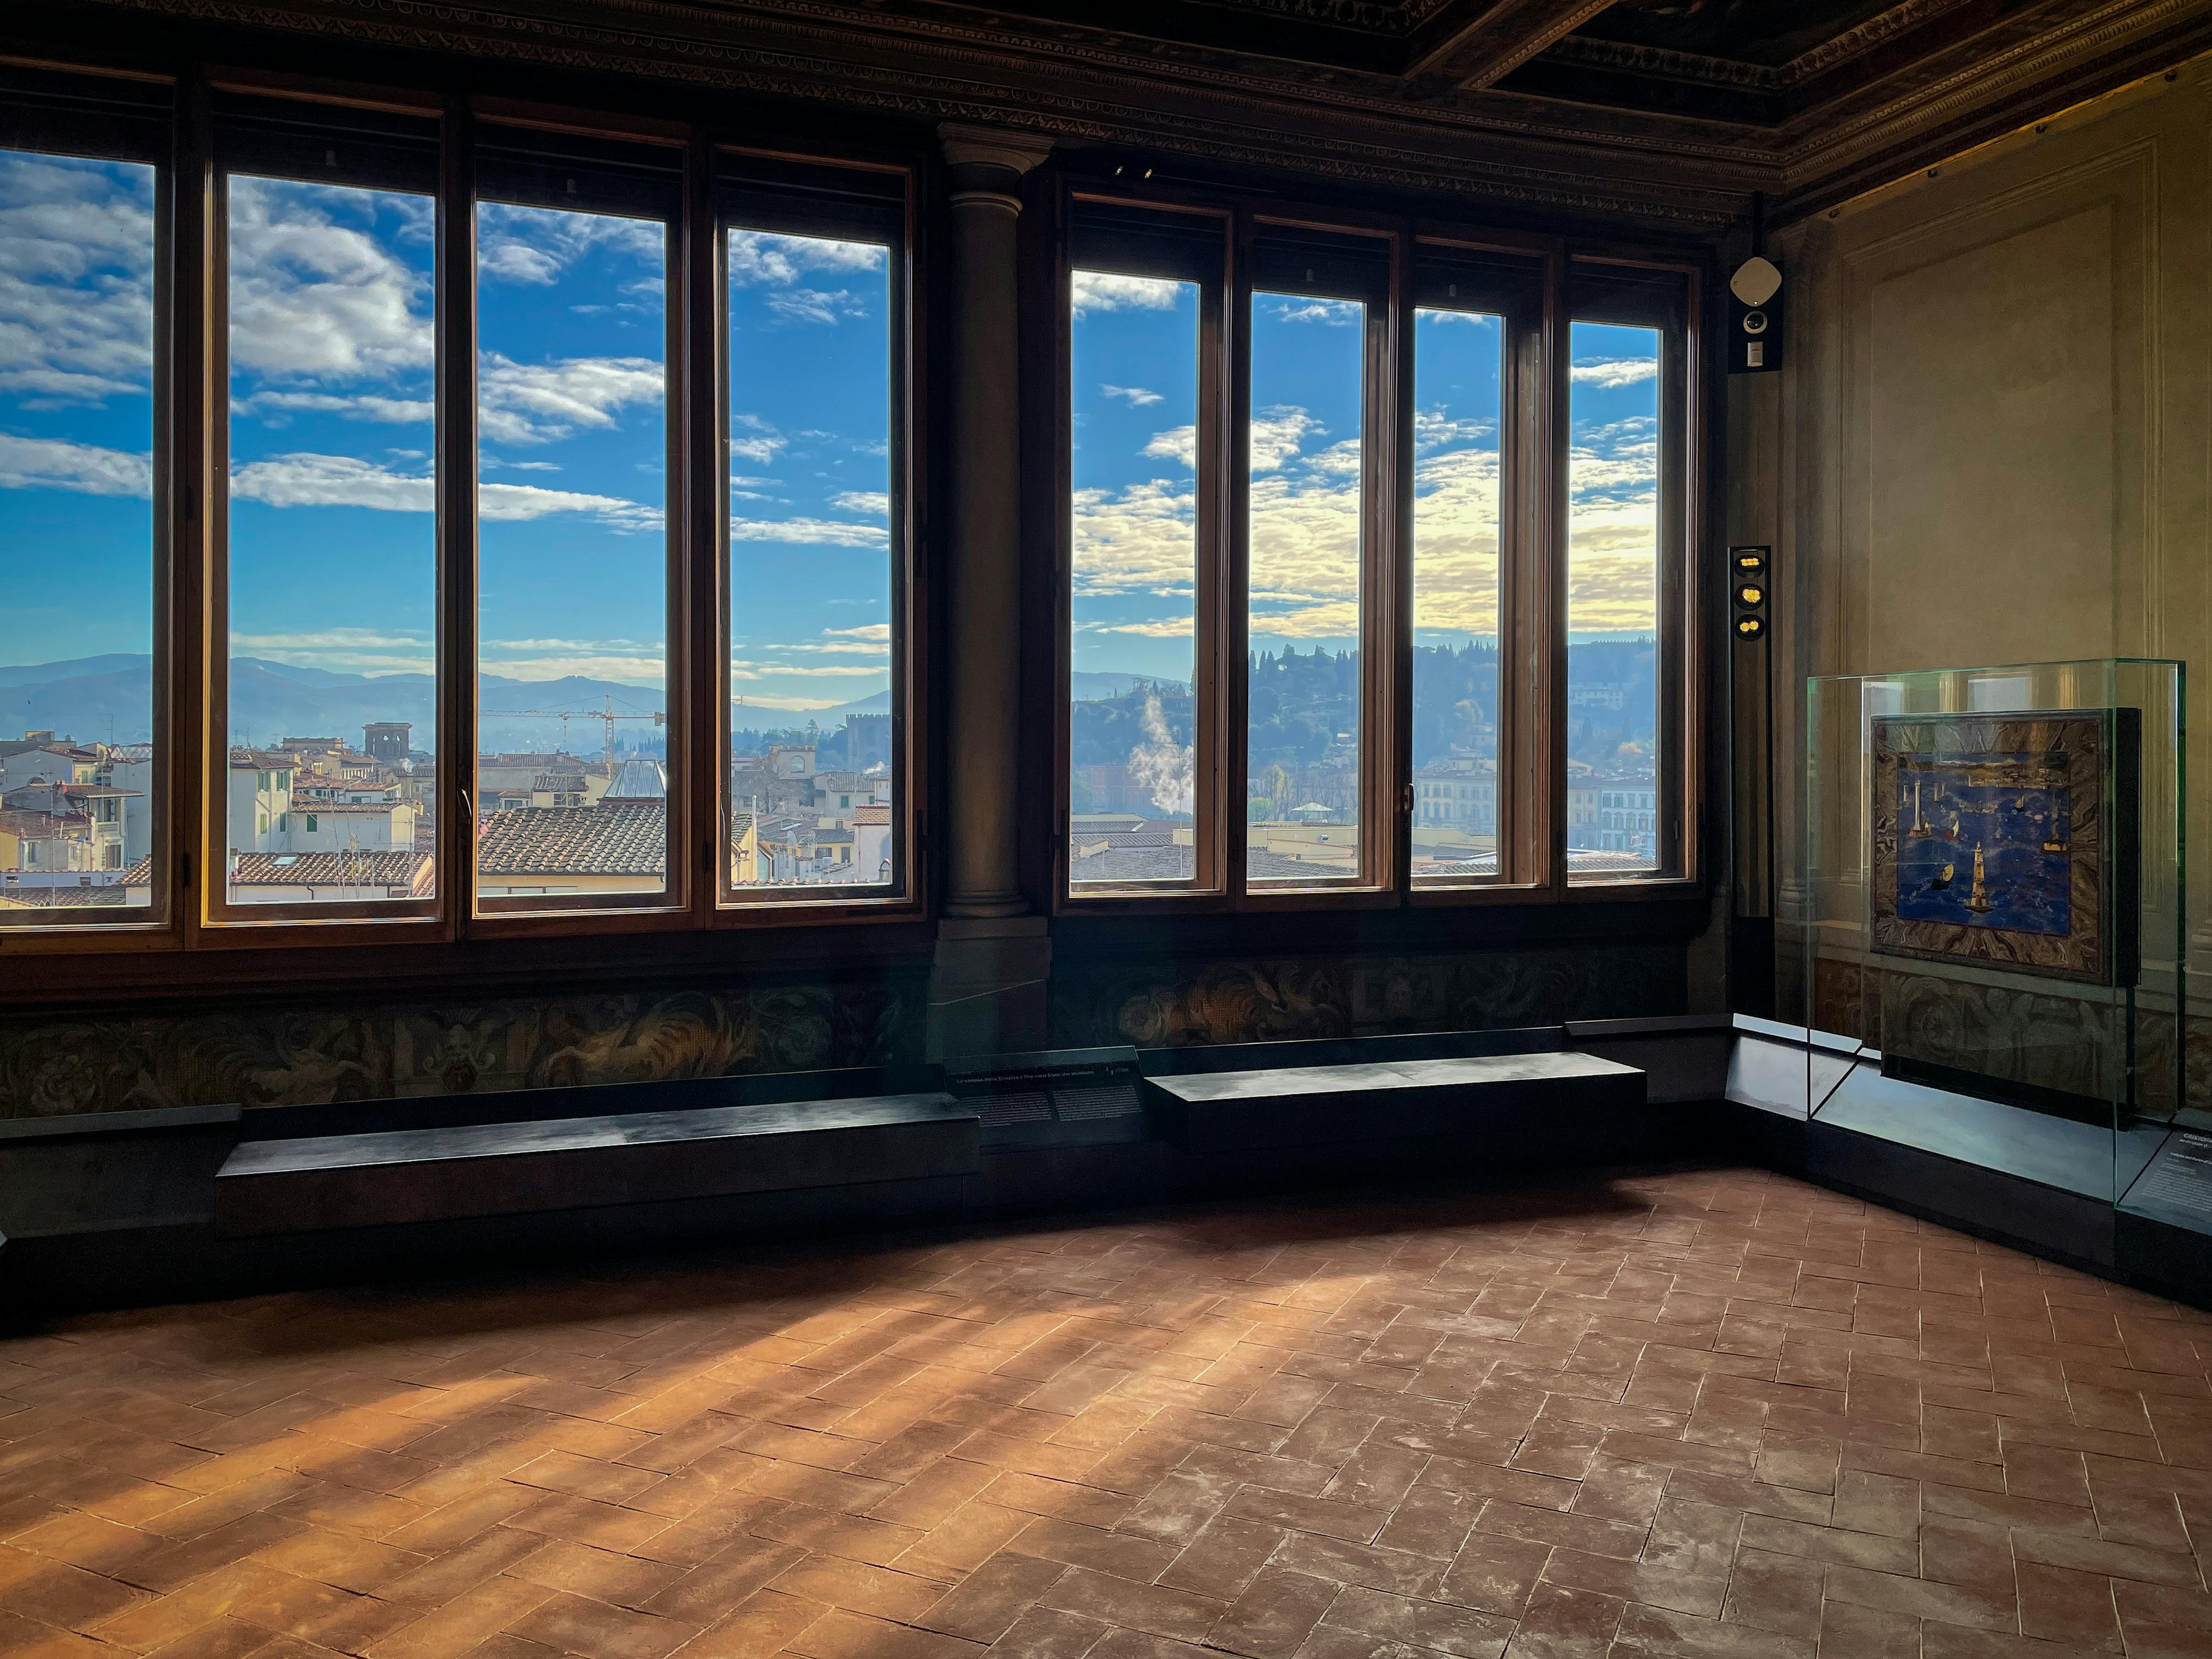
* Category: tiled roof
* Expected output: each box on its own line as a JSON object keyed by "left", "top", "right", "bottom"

{"left": 1069, "top": 845, "right": 1196, "bottom": 883}
{"left": 1565, "top": 849, "right": 1662, "bottom": 873}
{"left": 0, "top": 885, "right": 133, "bottom": 907}
{"left": 475, "top": 803, "right": 666, "bottom": 877}
{"left": 1417, "top": 855, "right": 1502, "bottom": 877}
{"left": 1246, "top": 849, "right": 1351, "bottom": 881}
{"left": 230, "top": 850, "right": 430, "bottom": 889}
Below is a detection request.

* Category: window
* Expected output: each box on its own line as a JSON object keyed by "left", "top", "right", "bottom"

{"left": 1065, "top": 203, "right": 1221, "bottom": 893}
{"left": 720, "top": 160, "right": 907, "bottom": 902}
{"left": 0, "top": 79, "right": 165, "bottom": 928}
{"left": 473, "top": 134, "right": 680, "bottom": 913}
{"left": 214, "top": 100, "right": 441, "bottom": 915}
{"left": 1059, "top": 206, "right": 1694, "bottom": 909}
{"left": 1566, "top": 261, "right": 1689, "bottom": 882}
{"left": 1409, "top": 261, "right": 1506, "bottom": 886}
{"left": 1245, "top": 228, "right": 1388, "bottom": 890}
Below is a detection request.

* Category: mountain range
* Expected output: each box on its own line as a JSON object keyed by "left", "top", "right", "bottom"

{"left": 1, "top": 656, "right": 1179, "bottom": 754}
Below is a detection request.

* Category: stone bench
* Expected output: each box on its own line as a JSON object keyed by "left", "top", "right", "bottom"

{"left": 1142, "top": 1050, "right": 1646, "bottom": 1153}
{"left": 213, "top": 1090, "right": 977, "bottom": 1235}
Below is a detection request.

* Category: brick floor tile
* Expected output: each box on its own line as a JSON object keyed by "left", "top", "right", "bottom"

{"left": 1036, "top": 1568, "right": 1225, "bottom": 1644}
{"left": 1317, "top": 1582, "right": 1513, "bottom": 1658}
{"left": 1717, "top": 1545, "right": 1821, "bottom": 1640}
{"left": 2014, "top": 1561, "right": 2124, "bottom": 1651}
{"left": 1497, "top": 1582, "right": 1619, "bottom": 1658}
{"left": 18, "top": 1172, "right": 2212, "bottom": 1659}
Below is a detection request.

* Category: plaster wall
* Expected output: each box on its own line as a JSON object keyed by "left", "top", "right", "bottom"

{"left": 1754, "top": 55, "right": 2212, "bottom": 1096}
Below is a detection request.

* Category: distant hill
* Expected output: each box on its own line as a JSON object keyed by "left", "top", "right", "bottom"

{"left": 1, "top": 653, "right": 678, "bottom": 754}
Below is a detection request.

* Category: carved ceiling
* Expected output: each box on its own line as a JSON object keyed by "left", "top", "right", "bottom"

{"left": 32, "top": 0, "right": 2212, "bottom": 226}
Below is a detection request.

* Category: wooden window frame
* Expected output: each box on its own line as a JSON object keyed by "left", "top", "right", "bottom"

{"left": 1055, "top": 193, "right": 1232, "bottom": 906}
{"left": 466, "top": 118, "right": 695, "bottom": 928}
{"left": 0, "top": 66, "right": 178, "bottom": 947}
{"left": 2, "top": 59, "right": 932, "bottom": 981}
{"left": 710, "top": 142, "right": 926, "bottom": 926}
{"left": 1052, "top": 187, "right": 1706, "bottom": 916}
{"left": 1560, "top": 251, "right": 1703, "bottom": 899}
{"left": 200, "top": 83, "right": 448, "bottom": 943}
{"left": 1405, "top": 230, "right": 1558, "bottom": 904}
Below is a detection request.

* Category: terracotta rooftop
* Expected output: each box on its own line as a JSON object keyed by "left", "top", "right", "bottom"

{"left": 475, "top": 802, "right": 666, "bottom": 877}
{"left": 229, "top": 850, "right": 431, "bottom": 890}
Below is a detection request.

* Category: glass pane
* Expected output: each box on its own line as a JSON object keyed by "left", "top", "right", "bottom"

{"left": 1566, "top": 320, "right": 1661, "bottom": 877}
{"left": 1411, "top": 306, "right": 1503, "bottom": 884}
{"left": 725, "top": 227, "right": 895, "bottom": 894}
{"left": 223, "top": 174, "right": 436, "bottom": 906}
{"left": 1248, "top": 290, "right": 1363, "bottom": 886}
{"left": 1068, "top": 269, "right": 1199, "bottom": 888}
{"left": 0, "top": 151, "right": 157, "bottom": 916}
{"left": 473, "top": 201, "right": 669, "bottom": 904}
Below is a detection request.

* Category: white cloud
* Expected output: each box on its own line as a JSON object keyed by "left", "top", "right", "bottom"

{"left": 729, "top": 231, "right": 885, "bottom": 292}
{"left": 232, "top": 627, "right": 432, "bottom": 676}
{"left": 732, "top": 435, "right": 786, "bottom": 465}
{"left": 1272, "top": 298, "right": 1361, "bottom": 326}
{"left": 0, "top": 434, "right": 151, "bottom": 496}
{"left": 1098, "top": 618, "right": 1193, "bottom": 637}
{"left": 235, "top": 390, "right": 434, "bottom": 426}
{"left": 0, "top": 154, "right": 156, "bottom": 405}
{"left": 730, "top": 659, "right": 883, "bottom": 679}
{"left": 1249, "top": 407, "right": 1318, "bottom": 472}
{"left": 1102, "top": 384, "right": 1164, "bottom": 407}
{"left": 1070, "top": 271, "right": 1183, "bottom": 318}
{"left": 729, "top": 515, "right": 889, "bottom": 549}
{"left": 225, "top": 176, "right": 433, "bottom": 385}
{"left": 477, "top": 354, "right": 663, "bottom": 445}
{"left": 1142, "top": 426, "right": 1196, "bottom": 469}
{"left": 729, "top": 692, "right": 846, "bottom": 712}
{"left": 832, "top": 491, "right": 890, "bottom": 516}
{"left": 479, "top": 636, "right": 668, "bottom": 685}
{"left": 1570, "top": 357, "right": 1660, "bottom": 388}
{"left": 766, "top": 289, "right": 867, "bottom": 325}
{"left": 1071, "top": 478, "right": 1195, "bottom": 601}
{"left": 778, "top": 623, "right": 891, "bottom": 657}
{"left": 477, "top": 204, "right": 664, "bottom": 289}
{"left": 226, "top": 451, "right": 661, "bottom": 532}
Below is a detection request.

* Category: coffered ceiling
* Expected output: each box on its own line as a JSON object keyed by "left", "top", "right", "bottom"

{"left": 34, "top": 0, "right": 2212, "bottom": 228}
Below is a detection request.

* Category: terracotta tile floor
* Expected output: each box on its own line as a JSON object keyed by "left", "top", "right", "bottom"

{"left": 5, "top": 1166, "right": 2212, "bottom": 1659}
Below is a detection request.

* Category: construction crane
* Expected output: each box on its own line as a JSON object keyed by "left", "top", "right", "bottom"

{"left": 500, "top": 696, "right": 667, "bottom": 769}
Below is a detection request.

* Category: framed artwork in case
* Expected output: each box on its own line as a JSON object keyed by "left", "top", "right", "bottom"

{"left": 1870, "top": 710, "right": 2137, "bottom": 987}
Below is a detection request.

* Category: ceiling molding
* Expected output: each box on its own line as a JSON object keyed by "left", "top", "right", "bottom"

{"left": 1776, "top": 0, "right": 2212, "bottom": 192}
{"left": 39, "top": 0, "right": 2212, "bottom": 232}
{"left": 1403, "top": 0, "right": 1617, "bottom": 93}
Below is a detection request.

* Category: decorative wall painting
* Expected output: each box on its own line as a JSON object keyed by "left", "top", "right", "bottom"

{"left": 1869, "top": 711, "right": 2136, "bottom": 986}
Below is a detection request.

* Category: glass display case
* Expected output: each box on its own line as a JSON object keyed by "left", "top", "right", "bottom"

{"left": 1798, "top": 659, "right": 2186, "bottom": 1215}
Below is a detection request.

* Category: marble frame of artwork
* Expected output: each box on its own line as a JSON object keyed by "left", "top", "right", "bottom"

{"left": 1869, "top": 709, "right": 2137, "bottom": 987}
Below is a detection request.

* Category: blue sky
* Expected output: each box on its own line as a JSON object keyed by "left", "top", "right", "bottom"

{"left": 2, "top": 144, "right": 1655, "bottom": 726}
{"left": 0, "top": 150, "right": 896, "bottom": 731}
{"left": 1063, "top": 285, "right": 1661, "bottom": 664}
{"left": 0, "top": 153, "right": 157, "bottom": 689}
{"left": 1567, "top": 318, "right": 1663, "bottom": 644}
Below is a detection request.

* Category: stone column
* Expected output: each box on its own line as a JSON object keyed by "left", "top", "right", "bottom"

{"left": 928, "top": 123, "right": 1053, "bottom": 1058}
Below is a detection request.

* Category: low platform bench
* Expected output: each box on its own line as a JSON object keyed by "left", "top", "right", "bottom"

{"left": 1143, "top": 1050, "right": 1646, "bottom": 1153}
{"left": 213, "top": 1090, "right": 977, "bottom": 1236}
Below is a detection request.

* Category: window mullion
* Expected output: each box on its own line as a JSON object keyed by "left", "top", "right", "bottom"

{"left": 685, "top": 134, "right": 719, "bottom": 927}
{"left": 1224, "top": 207, "right": 1253, "bottom": 902}
{"left": 174, "top": 73, "right": 212, "bottom": 946}
{"left": 1382, "top": 229, "right": 1413, "bottom": 900}
{"left": 1542, "top": 261, "right": 1572, "bottom": 894}
{"left": 437, "top": 101, "right": 477, "bottom": 938}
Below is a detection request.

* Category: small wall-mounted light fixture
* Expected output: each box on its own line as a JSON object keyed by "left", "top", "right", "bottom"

{"left": 1730, "top": 546, "right": 1770, "bottom": 644}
